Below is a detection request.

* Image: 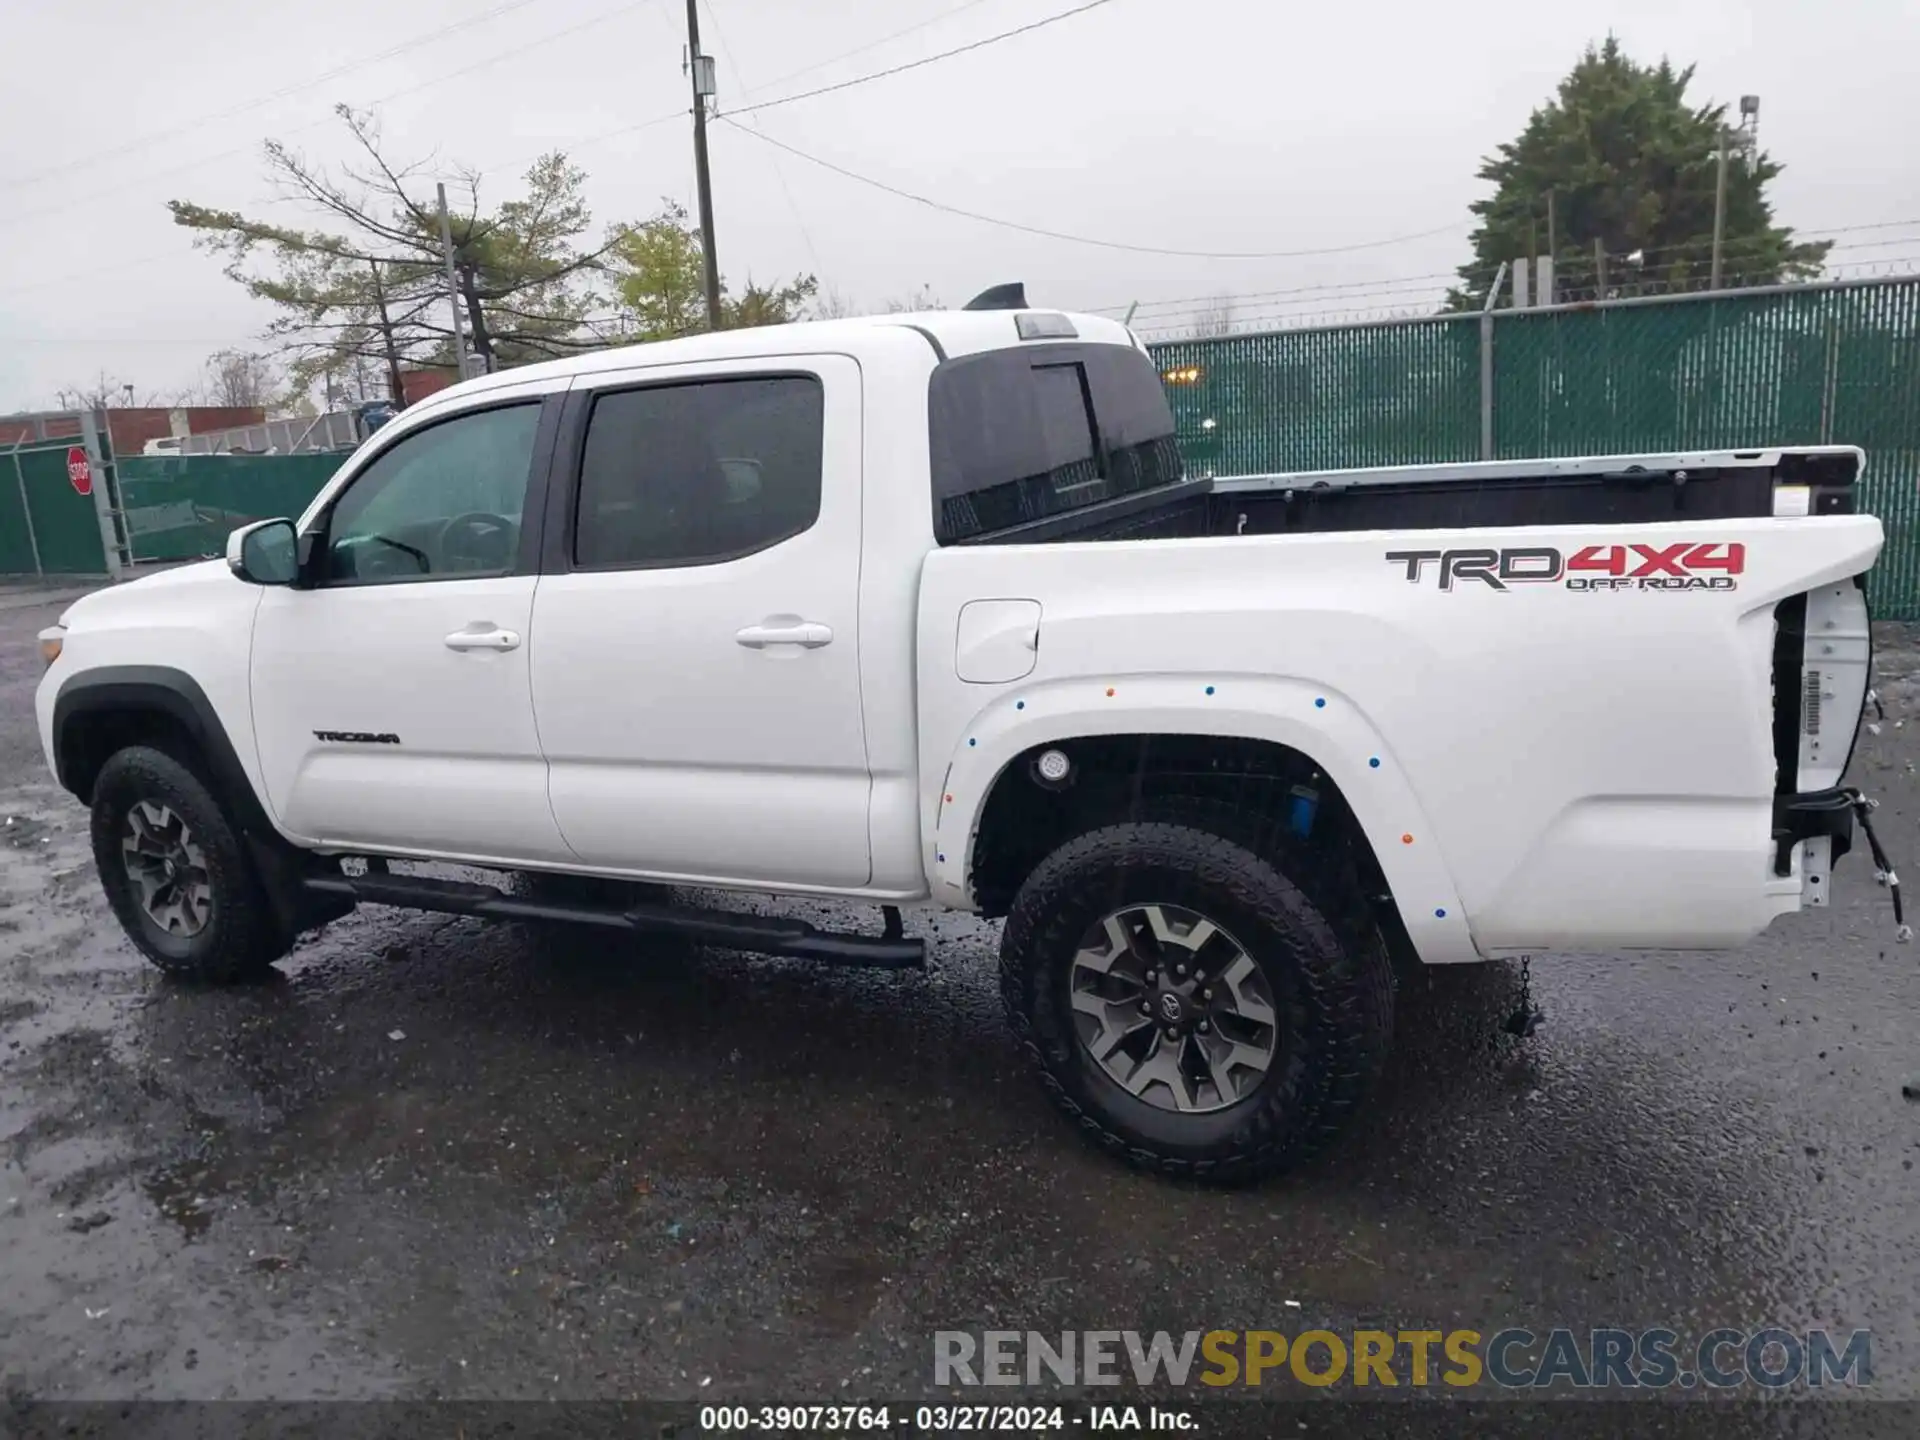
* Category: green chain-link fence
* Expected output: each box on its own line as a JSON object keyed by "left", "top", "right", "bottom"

{"left": 116, "top": 453, "right": 347, "bottom": 563}
{"left": 3, "top": 440, "right": 116, "bottom": 575}
{"left": 1152, "top": 315, "right": 1482, "bottom": 476}
{"left": 1149, "top": 277, "right": 1920, "bottom": 617}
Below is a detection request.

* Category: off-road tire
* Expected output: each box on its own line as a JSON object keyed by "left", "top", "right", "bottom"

{"left": 91, "top": 746, "right": 288, "bottom": 982}
{"left": 1000, "top": 820, "right": 1394, "bottom": 1183}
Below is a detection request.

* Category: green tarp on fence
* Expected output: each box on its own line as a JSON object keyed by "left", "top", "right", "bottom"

{"left": 116, "top": 453, "right": 347, "bottom": 563}
{"left": 3, "top": 443, "right": 112, "bottom": 574}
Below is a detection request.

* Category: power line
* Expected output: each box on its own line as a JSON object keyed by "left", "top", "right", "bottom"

{"left": 480, "top": 5, "right": 1045, "bottom": 192}
{"left": 5, "top": 0, "right": 1004, "bottom": 233}
{"left": 1, "top": 0, "right": 671, "bottom": 234}
{"left": 716, "top": 117, "right": 1468, "bottom": 260}
{"left": 1133, "top": 255, "right": 1920, "bottom": 336}
{"left": 1122, "top": 236, "right": 1920, "bottom": 321}
{"left": 478, "top": 106, "right": 687, "bottom": 184}
{"left": 701, "top": 0, "right": 821, "bottom": 275}
{"left": 1131, "top": 287, "right": 1462, "bottom": 328}
{"left": 0, "top": 0, "right": 552, "bottom": 194}
{"left": 1109, "top": 226, "right": 1920, "bottom": 322}
{"left": 490, "top": 0, "right": 1010, "bottom": 181}
{"left": 1091, "top": 270, "right": 1467, "bottom": 315}
{"left": 724, "top": 0, "right": 1124, "bottom": 118}
{"left": 0, "top": 248, "right": 197, "bottom": 299}
{"left": 3, "top": 106, "right": 693, "bottom": 298}
{"left": 1135, "top": 302, "right": 1448, "bottom": 337}
{"left": 24, "top": 258, "right": 1920, "bottom": 352}
{"left": 1589, "top": 224, "right": 1920, "bottom": 264}
{"left": 734, "top": 0, "right": 1001, "bottom": 99}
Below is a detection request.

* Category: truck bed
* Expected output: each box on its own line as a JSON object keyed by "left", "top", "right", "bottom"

{"left": 1014, "top": 446, "right": 1864, "bottom": 545}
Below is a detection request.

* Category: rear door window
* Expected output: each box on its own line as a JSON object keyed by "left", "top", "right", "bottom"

{"left": 928, "top": 343, "right": 1185, "bottom": 543}
{"left": 573, "top": 375, "right": 824, "bottom": 569}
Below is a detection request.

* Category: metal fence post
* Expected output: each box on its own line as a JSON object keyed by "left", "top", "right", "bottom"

{"left": 1819, "top": 319, "right": 1839, "bottom": 445}
{"left": 1478, "top": 262, "right": 1506, "bottom": 461}
{"left": 9, "top": 444, "right": 44, "bottom": 577}
{"left": 78, "top": 408, "right": 125, "bottom": 580}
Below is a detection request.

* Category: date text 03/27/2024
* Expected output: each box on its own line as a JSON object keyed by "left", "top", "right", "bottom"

{"left": 698, "top": 1406, "right": 1189, "bottom": 1432}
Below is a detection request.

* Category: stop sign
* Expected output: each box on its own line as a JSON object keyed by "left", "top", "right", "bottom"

{"left": 66, "top": 447, "right": 92, "bottom": 497}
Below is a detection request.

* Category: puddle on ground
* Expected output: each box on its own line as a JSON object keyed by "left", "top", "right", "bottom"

{"left": 2, "top": 813, "right": 54, "bottom": 849}
{"left": 141, "top": 1160, "right": 217, "bottom": 1241}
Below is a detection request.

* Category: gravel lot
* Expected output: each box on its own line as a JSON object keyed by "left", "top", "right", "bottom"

{"left": 2, "top": 579, "right": 1917, "bottom": 1437}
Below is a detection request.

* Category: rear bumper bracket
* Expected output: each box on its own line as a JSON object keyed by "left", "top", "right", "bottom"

{"left": 1772, "top": 787, "right": 1856, "bottom": 877}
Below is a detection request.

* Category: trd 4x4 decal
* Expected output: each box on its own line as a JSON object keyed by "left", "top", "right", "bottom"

{"left": 1386, "top": 542, "right": 1745, "bottom": 593}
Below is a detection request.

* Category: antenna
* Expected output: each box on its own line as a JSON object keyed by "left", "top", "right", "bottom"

{"left": 963, "top": 283, "right": 1028, "bottom": 312}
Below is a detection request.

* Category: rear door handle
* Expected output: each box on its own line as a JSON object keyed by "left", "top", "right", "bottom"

{"left": 444, "top": 626, "right": 522, "bottom": 652}
{"left": 735, "top": 621, "right": 834, "bottom": 649}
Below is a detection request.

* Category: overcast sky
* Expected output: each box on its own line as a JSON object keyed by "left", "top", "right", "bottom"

{"left": 2, "top": 0, "right": 1915, "bottom": 411}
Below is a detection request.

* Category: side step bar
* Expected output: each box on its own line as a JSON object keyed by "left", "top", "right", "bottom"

{"left": 302, "top": 872, "right": 927, "bottom": 968}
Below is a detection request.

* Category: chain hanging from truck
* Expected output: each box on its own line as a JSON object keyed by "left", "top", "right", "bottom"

{"left": 1845, "top": 790, "right": 1909, "bottom": 942}
{"left": 1504, "top": 955, "right": 1543, "bottom": 1038}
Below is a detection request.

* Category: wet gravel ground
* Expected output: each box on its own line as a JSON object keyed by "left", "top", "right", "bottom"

{"left": 2, "top": 581, "right": 1919, "bottom": 1435}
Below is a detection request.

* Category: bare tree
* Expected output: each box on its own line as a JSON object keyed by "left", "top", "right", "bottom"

{"left": 196, "top": 350, "right": 280, "bottom": 409}
{"left": 810, "top": 285, "right": 860, "bottom": 320}
{"left": 54, "top": 373, "right": 167, "bottom": 410}
{"left": 884, "top": 284, "right": 944, "bottom": 314}
{"left": 1193, "top": 295, "right": 1236, "bottom": 338}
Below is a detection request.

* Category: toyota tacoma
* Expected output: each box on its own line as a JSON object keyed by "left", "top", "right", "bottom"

{"left": 36, "top": 287, "right": 1893, "bottom": 1181}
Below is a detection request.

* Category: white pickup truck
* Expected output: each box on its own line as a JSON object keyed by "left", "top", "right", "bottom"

{"left": 35, "top": 290, "right": 1894, "bottom": 1180}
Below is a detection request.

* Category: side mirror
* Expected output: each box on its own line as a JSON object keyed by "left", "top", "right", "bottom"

{"left": 226, "top": 518, "right": 300, "bottom": 586}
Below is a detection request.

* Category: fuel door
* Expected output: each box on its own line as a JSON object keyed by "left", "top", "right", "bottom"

{"left": 955, "top": 599, "right": 1042, "bottom": 684}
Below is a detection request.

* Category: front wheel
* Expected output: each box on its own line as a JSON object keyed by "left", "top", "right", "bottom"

{"left": 90, "top": 746, "right": 287, "bottom": 983}
{"left": 999, "top": 820, "right": 1393, "bottom": 1183}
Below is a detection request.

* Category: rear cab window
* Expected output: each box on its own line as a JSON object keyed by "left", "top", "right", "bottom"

{"left": 928, "top": 342, "right": 1185, "bottom": 544}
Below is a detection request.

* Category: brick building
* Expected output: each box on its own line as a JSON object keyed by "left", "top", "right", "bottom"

{"left": 0, "top": 406, "right": 268, "bottom": 454}
{"left": 398, "top": 368, "right": 458, "bottom": 406}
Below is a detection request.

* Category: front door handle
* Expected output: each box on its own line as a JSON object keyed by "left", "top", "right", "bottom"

{"left": 735, "top": 621, "right": 834, "bottom": 649}
{"left": 444, "top": 626, "right": 522, "bottom": 652}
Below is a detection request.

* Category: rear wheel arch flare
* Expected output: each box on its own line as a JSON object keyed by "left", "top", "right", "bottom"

{"left": 966, "top": 732, "right": 1394, "bottom": 919}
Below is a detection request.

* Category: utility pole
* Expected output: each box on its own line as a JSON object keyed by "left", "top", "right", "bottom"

{"left": 685, "top": 0, "right": 723, "bottom": 330}
{"left": 1544, "top": 190, "right": 1557, "bottom": 306}
{"left": 437, "top": 183, "right": 470, "bottom": 379}
{"left": 1710, "top": 95, "right": 1760, "bottom": 292}
{"left": 1709, "top": 130, "right": 1730, "bottom": 291}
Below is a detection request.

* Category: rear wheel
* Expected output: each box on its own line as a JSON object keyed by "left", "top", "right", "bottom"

{"left": 90, "top": 746, "right": 287, "bottom": 982}
{"left": 1000, "top": 820, "right": 1393, "bottom": 1183}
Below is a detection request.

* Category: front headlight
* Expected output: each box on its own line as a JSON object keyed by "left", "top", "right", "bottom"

{"left": 38, "top": 626, "right": 64, "bottom": 669}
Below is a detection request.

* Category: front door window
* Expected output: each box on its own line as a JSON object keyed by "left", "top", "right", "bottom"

{"left": 323, "top": 403, "right": 541, "bottom": 584}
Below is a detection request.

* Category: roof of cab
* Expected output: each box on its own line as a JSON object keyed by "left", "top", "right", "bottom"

{"left": 408, "top": 308, "right": 1144, "bottom": 415}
